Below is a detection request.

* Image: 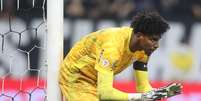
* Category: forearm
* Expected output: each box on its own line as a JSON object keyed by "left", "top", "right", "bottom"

{"left": 97, "top": 70, "right": 143, "bottom": 101}
{"left": 96, "top": 66, "right": 150, "bottom": 101}
{"left": 97, "top": 70, "right": 128, "bottom": 100}
{"left": 99, "top": 88, "right": 128, "bottom": 101}
{"left": 133, "top": 61, "right": 152, "bottom": 93}
{"left": 134, "top": 70, "right": 152, "bottom": 92}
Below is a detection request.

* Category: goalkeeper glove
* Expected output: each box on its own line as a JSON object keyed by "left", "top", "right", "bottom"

{"left": 142, "top": 83, "right": 182, "bottom": 101}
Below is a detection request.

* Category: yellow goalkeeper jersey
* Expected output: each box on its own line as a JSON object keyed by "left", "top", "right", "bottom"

{"left": 59, "top": 27, "right": 147, "bottom": 85}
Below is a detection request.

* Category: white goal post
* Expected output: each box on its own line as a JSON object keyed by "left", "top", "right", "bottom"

{"left": 47, "top": 0, "right": 63, "bottom": 101}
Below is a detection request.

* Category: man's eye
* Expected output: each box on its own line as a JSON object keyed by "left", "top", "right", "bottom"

{"left": 153, "top": 38, "right": 158, "bottom": 41}
{"left": 152, "top": 37, "right": 159, "bottom": 41}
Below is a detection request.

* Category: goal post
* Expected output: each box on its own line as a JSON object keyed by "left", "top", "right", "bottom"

{"left": 47, "top": 0, "right": 63, "bottom": 101}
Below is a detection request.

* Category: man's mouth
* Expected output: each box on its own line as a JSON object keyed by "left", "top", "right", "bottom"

{"left": 147, "top": 49, "right": 155, "bottom": 55}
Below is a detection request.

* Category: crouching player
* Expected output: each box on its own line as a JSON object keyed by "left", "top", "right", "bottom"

{"left": 59, "top": 10, "right": 182, "bottom": 101}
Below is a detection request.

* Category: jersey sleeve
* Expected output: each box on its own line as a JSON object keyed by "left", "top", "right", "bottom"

{"left": 134, "top": 70, "right": 153, "bottom": 92}
{"left": 97, "top": 69, "right": 129, "bottom": 100}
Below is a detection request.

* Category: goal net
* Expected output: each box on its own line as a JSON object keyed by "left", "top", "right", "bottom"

{"left": 0, "top": 0, "right": 63, "bottom": 101}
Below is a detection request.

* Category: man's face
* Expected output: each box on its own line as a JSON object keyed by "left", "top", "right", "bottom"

{"left": 138, "top": 34, "right": 161, "bottom": 56}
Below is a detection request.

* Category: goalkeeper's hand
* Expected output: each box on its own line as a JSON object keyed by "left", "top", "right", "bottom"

{"left": 142, "top": 83, "right": 182, "bottom": 101}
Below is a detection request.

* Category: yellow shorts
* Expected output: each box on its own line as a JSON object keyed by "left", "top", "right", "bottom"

{"left": 59, "top": 66, "right": 98, "bottom": 101}
{"left": 59, "top": 83, "right": 98, "bottom": 101}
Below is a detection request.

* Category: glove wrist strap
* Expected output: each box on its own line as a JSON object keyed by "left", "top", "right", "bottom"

{"left": 133, "top": 61, "right": 148, "bottom": 71}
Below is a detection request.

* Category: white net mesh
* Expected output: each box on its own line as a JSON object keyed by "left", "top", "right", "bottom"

{"left": 0, "top": 0, "right": 47, "bottom": 100}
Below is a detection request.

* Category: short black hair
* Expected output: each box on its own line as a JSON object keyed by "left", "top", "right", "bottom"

{"left": 130, "top": 9, "right": 170, "bottom": 36}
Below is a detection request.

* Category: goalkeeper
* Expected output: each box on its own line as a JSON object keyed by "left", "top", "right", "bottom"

{"left": 59, "top": 10, "right": 182, "bottom": 101}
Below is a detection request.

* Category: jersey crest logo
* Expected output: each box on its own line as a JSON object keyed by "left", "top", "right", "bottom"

{"left": 102, "top": 59, "right": 110, "bottom": 67}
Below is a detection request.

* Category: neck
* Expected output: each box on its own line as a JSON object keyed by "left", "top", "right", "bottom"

{"left": 129, "top": 33, "right": 137, "bottom": 52}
